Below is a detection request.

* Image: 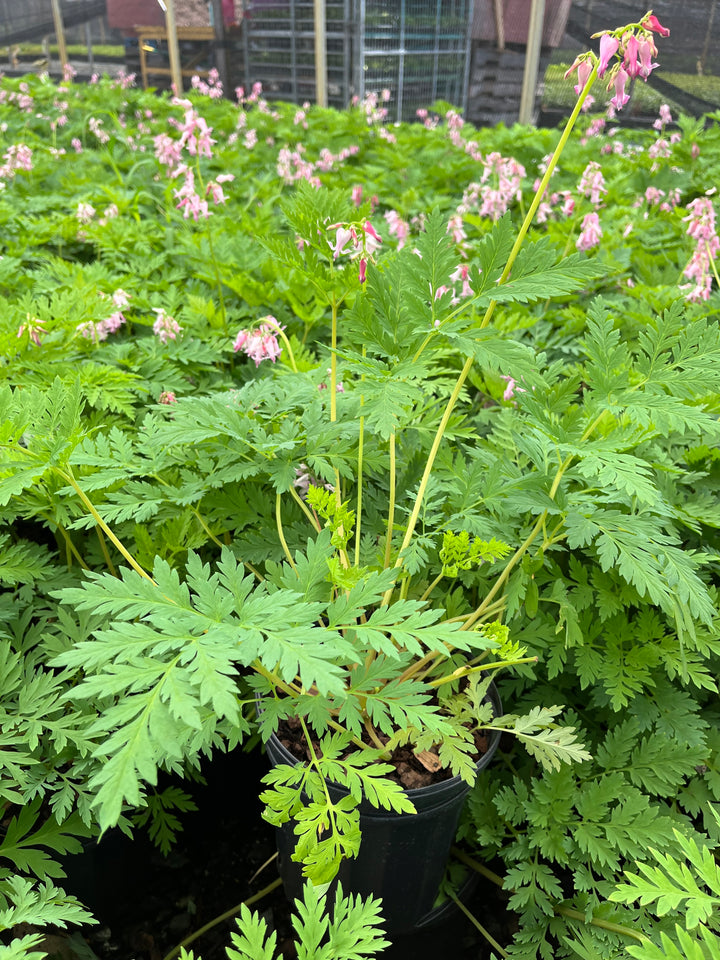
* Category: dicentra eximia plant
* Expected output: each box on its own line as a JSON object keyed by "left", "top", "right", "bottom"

{"left": 8, "top": 12, "right": 711, "bottom": 914}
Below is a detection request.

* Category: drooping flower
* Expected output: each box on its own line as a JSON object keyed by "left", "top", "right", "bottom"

{"left": 327, "top": 220, "right": 382, "bottom": 281}
{"left": 76, "top": 202, "right": 96, "bottom": 224}
{"left": 609, "top": 66, "right": 630, "bottom": 111}
{"left": 233, "top": 317, "right": 283, "bottom": 366}
{"left": 17, "top": 315, "right": 46, "bottom": 346}
{"left": 159, "top": 391, "right": 177, "bottom": 404}
{"left": 597, "top": 34, "right": 620, "bottom": 76}
{"left": 653, "top": 103, "right": 672, "bottom": 131}
{"left": 152, "top": 308, "right": 182, "bottom": 344}
{"left": 578, "top": 161, "right": 606, "bottom": 206}
{"left": 565, "top": 56, "right": 593, "bottom": 96}
{"left": 576, "top": 212, "right": 602, "bottom": 251}
{"left": 642, "top": 13, "right": 670, "bottom": 37}
{"left": 637, "top": 37, "right": 658, "bottom": 79}
{"left": 385, "top": 209, "right": 410, "bottom": 248}
{"left": 622, "top": 34, "right": 641, "bottom": 78}
{"left": 500, "top": 376, "right": 517, "bottom": 401}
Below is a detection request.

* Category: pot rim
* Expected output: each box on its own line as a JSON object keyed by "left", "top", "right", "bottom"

{"left": 262, "top": 679, "right": 504, "bottom": 799}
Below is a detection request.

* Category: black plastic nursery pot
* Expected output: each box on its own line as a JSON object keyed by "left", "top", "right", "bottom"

{"left": 265, "top": 682, "right": 503, "bottom": 936}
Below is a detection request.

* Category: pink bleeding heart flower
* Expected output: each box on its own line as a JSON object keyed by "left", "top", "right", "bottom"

{"left": 597, "top": 34, "right": 620, "bottom": 77}
{"left": 574, "top": 58, "right": 593, "bottom": 95}
{"left": 642, "top": 13, "right": 670, "bottom": 37}
{"left": 638, "top": 38, "right": 658, "bottom": 79}
{"left": 623, "top": 34, "right": 641, "bottom": 78}
{"left": 610, "top": 66, "right": 630, "bottom": 111}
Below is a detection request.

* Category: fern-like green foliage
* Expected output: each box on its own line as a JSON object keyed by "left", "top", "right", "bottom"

{"left": 182, "top": 880, "right": 389, "bottom": 960}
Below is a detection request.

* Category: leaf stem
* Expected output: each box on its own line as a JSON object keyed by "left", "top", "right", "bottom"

{"left": 355, "top": 348, "right": 367, "bottom": 567}
{"left": 383, "top": 431, "right": 396, "bottom": 570}
{"left": 553, "top": 907, "right": 648, "bottom": 945}
{"left": 47, "top": 519, "right": 88, "bottom": 571}
{"left": 461, "top": 514, "right": 547, "bottom": 632}
{"left": 450, "top": 847, "right": 504, "bottom": 886}
{"left": 95, "top": 526, "right": 117, "bottom": 577}
{"left": 275, "top": 493, "right": 297, "bottom": 573}
{"left": 270, "top": 320, "right": 298, "bottom": 373}
{"left": 448, "top": 890, "right": 508, "bottom": 958}
{"left": 451, "top": 848, "right": 648, "bottom": 944}
{"left": 162, "top": 877, "right": 283, "bottom": 960}
{"left": 428, "top": 656, "right": 538, "bottom": 688}
{"left": 289, "top": 484, "right": 322, "bottom": 532}
{"left": 57, "top": 468, "right": 155, "bottom": 583}
{"left": 384, "top": 64, "right": 599, "bottom": 603}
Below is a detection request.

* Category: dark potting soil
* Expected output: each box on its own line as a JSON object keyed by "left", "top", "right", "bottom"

{"left": 57, "top": 748, "right": 511, "bottom": 960}
{"left": 276, "top": 714, "right": 491, "bottom": 790}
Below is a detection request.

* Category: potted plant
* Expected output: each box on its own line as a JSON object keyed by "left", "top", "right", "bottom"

{"left": 1, "top": 11, "right": 675, "bottom": 941}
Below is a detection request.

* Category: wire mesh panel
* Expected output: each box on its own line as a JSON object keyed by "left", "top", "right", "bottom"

{"left": 358, "top": 0, "right": 474, "bottom": 121}
{"left": 546, "top": 0, "right": 720, "bottom": 123}
{"left": 0, "top": 0, "right": 106, "bottom": 46}
{"left": 235, "top": 0, "right": 353, "bottom": 108}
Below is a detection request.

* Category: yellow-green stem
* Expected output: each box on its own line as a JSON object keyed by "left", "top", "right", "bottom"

{"left": 448, "top": 891, "right": 508, "bottom": 958}
{"left": 383, "top": 431, "right": 396, "bottom": 570}
{"left": 553, "top": 907, "right": 648, "bottom": 945}
{"left": 162, "top": 877, "right": 283, "bottom": 960}
{"left": 428, "top": 656, "right": 538, "bottom": 688}
{"left": 355, "top": 412, "right": 365, "bottom": 566}
{"left": 451, "top": 848, "right": 648, "bottom": 944}
{"left": 354, "top": 346, "right": 367, "bottom": 566}
{"left": 329, "top": 294, "right": 343, "bottom": 510}
{"left": 461, "top": 513, "right": 547, "bottom": 632}
{"left": 299, "top": 716, "right": 337, "bottom": 833}
{"left": 330, "top": 294, "right": 339, "bottom": 424}
{"left": 707, "top": 239, "right": 720, "bottom": 289}
{"left": 95, "top": 526, "right": 117, "bottom": 577}
{"left": 49, "top": 520, "right": 88, "bottom": 571}
{"left": 451, "top": 847, "right": 504, "bottom": 886}
{"left": 381, "top": 353, "right": 473, "bottom": 605}
{"left": 289, "top": 484, "right": 322, "bottom": 532}
{"left": 383, "top": 64, "right": 599, "bottom": 605}
{"left": 271, "top": 322, "right": 298, "bottom": 372}
{"left": 191, "top": 507, "right": 224, "bottom": 548}
{"left": 275, "top": 493, "right": 297, "bottom": 572}
{"left": 418, "top": 571, "right": 445, "bottom": 603}
{"left": 58, "top": 469, "right": 154, "bottom": 582}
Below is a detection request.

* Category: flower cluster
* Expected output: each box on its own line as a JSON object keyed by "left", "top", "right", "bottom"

{"left": 276, "top": 143, "right": 359, "bottom": 187}
{"left": 578, "top": 161, "right": 607, "bottom": 206}
{"left": 459, "top": 153, "right": 526, "bottom": 221}
{"left": 384, "top": 210, "right": 410, "bottom": 249}
{"left": 75, "top": 289, "right": 131, "bottom": 342}
{"left": 0, "top": 143, "right": 32, "bottom": 184}
{"left": 576, "top": 211, "right": 602, "bottom": 251}
{"left": 76, "top": 201, "right": 96, "bottom": 224}
{"left": 353, "top": 89, "right": 391, "bottom": 125}
{"left": 171, "top": 165, "right": 231, "bottom": 221}
{"left": 566, "top": 11, "right": 669, "bottom": 112}
{"left": 654, "top": 103, "right": 672, "bottom": 132}
{"left": 233, "top": 317, "right": 283, "bottom": 366}
{"left": 327, "top": 221, "right": 382, "bottom": 283}
{"left": 191, "top": 68, "right": 224, "bottom": 99}
{"left": 169, "top": 101, "right": 215, "bottom": 158}
{"left": 88, "top": 116, "right": 110, "bottom": 145}
{"left": 681, "top": 195, "right": 719, "bottom": 302}
{"left": 152, "top": 308, "right": 182, "bottom": 344}
{"left": 0, "top": 82, "right": 34, "bottom": 112}
{"left": 17, "top": 315, "right": 46, "bottom": 346}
